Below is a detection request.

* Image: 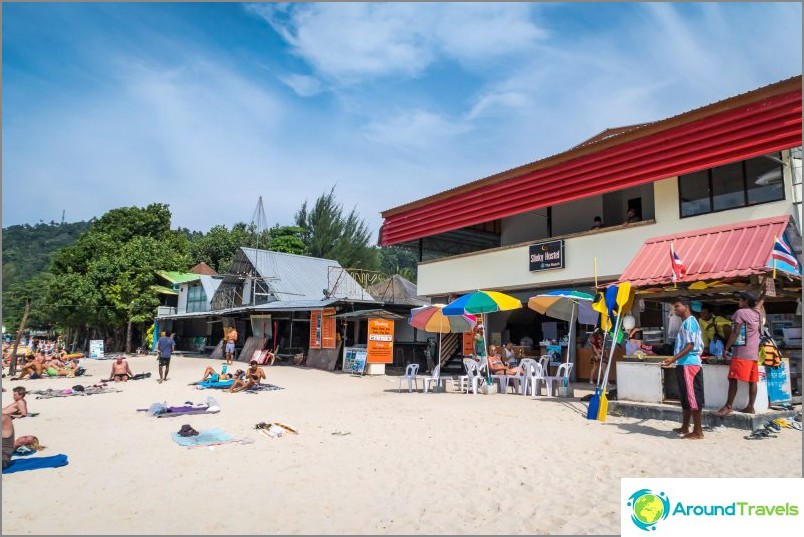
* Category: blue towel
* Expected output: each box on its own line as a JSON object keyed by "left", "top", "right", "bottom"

{"left": 171, "top": 428, "right": 234, "bottom": 447}
{"left": 197, "top": 380, "right": 235, "bottom": 389}
{"left": 3, "top": 454, "right": 69, "bottom": 474}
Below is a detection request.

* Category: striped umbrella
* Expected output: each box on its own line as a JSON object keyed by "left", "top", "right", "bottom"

{"left": 443, "top": 291, "right": 522, "bottom": 382}
{"left": 408, "top": 304, "right": 476, "bottom": 375}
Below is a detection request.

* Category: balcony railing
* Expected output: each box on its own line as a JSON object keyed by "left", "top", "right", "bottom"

{"left": 157, "top": 306, "right": 177, "bottom": 316}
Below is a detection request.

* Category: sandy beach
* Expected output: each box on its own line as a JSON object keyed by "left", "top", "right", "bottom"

{"left": 2, "top": 354, "right": 801, "bottom": 535}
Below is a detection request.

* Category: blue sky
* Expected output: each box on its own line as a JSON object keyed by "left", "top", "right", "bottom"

{"left": 2, "top": 2, "right": 801, "bottom": 238}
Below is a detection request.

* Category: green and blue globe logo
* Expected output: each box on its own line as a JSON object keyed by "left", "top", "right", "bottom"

{"left": 627, "top": 489, "right": 670, "bottom": 531}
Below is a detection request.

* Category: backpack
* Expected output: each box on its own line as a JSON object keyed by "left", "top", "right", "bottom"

{"left": 758, "top": 331, "right": 782, "bottom": 369}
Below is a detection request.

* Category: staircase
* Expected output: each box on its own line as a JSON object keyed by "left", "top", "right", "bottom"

{"left": 438, "top": 332, "right": 468, "bottom": 375}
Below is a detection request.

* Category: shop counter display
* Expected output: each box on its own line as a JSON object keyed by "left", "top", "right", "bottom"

{"left": 616, "top": 356, "right": 769, "bottom": 412}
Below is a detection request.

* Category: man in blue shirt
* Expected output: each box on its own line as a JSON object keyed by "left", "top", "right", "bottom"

{"left": 156, "top": 331, "right": 175, "bottom": 384}
{"left": 661, "top": 297, "right": 705, "bottom": 439}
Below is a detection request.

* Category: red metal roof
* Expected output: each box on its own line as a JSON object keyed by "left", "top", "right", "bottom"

{"left": 618, "top": 216, "right": 792, "bottom": 287}
{"left": 379, "top": 77, "right": 802, "bottom": 246}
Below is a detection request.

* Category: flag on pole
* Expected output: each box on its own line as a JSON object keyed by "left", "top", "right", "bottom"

{"left": 771, "top": 234, "right": 801, "bottom": 273}
{"left": 670, "top": 243, "right": 687, "bottom": 281}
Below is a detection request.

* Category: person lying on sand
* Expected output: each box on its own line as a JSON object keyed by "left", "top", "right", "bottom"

{"left": 109, "top": 356, "right": 134, "bottom": 382}
{"left": 2, "top": 387, "right": 28, "bottom": 419}
{"left": 229, "top": 361, "right": 266, "bottom": 393}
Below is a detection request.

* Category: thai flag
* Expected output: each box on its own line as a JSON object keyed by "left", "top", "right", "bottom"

{"left": 670, "top": 243, "right": 687, "bottom": 281}
{"left": 772, "top": 235, "right": 801, "bottom": 272}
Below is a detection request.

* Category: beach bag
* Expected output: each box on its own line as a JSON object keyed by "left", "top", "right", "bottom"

{"left": 759, "top": 338, "right": 781, "bottom": 369}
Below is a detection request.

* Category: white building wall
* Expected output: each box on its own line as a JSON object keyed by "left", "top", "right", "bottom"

{"left": 177, "top": 286, "right": 188, "bottom": 314}
{"left": 417, "top": 158, "right": 797, "bottom": 296}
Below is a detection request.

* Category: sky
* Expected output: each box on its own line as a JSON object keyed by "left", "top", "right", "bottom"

{"left": 2, "top": 2, "right": 802, "bottom": 239}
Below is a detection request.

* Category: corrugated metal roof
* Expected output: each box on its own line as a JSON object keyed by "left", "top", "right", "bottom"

{"left": 241, "top": 248, "right": 376, "bottom": 303}
{"left": 367, "top": 274, "right": 431, "bottom": 306}
{"left": 151, "top": 285, "right": 178, "bottom": 296}
{"left": 379, "top": 77, "right": 802, "bottom": 246}
{"left": 157, "top": 271, "right": 200, "bottom": 285}
{"left": 154, "top": 298, "right": 375, "bottom": 319}
{"left": 619, "top": 215, "right": 794, "bottom": 287}
{"left": 199, "top": 276, "right": 222, "bottom": 302}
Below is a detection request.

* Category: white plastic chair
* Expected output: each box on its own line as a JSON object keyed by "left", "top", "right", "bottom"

{"left": 423, "top": 364, "right": 443, "bottom": 393}
{"left": 525, "top": 362, "right": 547, "bottom": 396}
{"left": 544, "top": 362, "right": 573, "bottom": 396}
{"left": 518, "top": 358, "right": 538, "bottom": 395}
{"left": 398, "top": 363, "right": 420, "bottom": 393}
{"left": 462, "top": 358, "right": 484, "bottom": 395}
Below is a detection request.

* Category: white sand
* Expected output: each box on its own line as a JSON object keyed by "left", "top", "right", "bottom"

{"left": 2, "top": 354, "right": 801, "bottom": 535}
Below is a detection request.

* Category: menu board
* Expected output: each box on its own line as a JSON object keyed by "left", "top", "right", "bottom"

{"left": 89, "top": 340, "right": 105, "bottom": 359}
{"left": 343, "top": 347, "right": 368, "bottom": 375}
{"left": 367, "top": 318, "right": 394, "bottom": 363}
{"left": 321, "top": 308, "right": 337, "bottom": 349}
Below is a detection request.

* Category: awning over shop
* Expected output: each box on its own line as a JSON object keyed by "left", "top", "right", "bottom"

{"left": 618, "top": 215, "right": 800, "bottom": 288}
{"left": 335, "top": 309, "right": 406, "bottom": 321}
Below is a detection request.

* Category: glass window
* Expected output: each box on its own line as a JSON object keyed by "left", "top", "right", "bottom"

{"left": 678, "top": 153, "right": 786, "bottom": 218}
{"left": 679, "top": 170, "right": 710, "bottom": 217}
{"left": 187, "top": 285, "right": 207, "bottom": 313}
{"left": 746, "top": 153, "right": 784, "bottom": 205}
{"left": 711, "top": 161, "right": 745, "bottom": 211}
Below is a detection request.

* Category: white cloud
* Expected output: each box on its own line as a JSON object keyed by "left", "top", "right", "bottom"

{"left": 279, "top": 73, "right": 324, "bottom": 97}
{"left": 245, "top": 2, "right": 546, "bottom": 84}
{"left": 363, "top": 109, "right": 471, "bottom": 150}
{"left": 467, "top": 91, "right": 531, "bottom": 120}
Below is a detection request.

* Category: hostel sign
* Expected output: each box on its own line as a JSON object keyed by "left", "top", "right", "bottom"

{"left": 529, "top": 239, "right": 564, "bottom": 271}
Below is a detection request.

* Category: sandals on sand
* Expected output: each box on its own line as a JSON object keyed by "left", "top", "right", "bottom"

{"left": 745, "top": 428, "right": 777, "bottom": 440}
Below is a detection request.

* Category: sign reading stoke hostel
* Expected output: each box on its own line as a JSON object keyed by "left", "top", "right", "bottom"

{"left": 529, "top": 239, "right": 564, "bottom": 271}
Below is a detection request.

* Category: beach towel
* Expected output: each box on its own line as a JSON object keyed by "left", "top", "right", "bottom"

{"left": 32, "top": 386, "right": 120, "bottom": 399}
{"left": 2, "top": 454, "right": 69, "bottom": 474}
{"left": 103, "top": 372, "right": 150, "bottom": 382}
{"left": 243, "top": 383, "right": 283, "bottom": 393}
{"left": 139, "top": 397, "right": 220, "bottom": 417}
{"left": 171, "top": 428, "right": 245, "bottom": 448}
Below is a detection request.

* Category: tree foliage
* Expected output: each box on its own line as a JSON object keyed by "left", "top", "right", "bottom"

{"left": 295, "top": 186, "right": 379, "bottom": 270}
{"left": 378, "top": 246, "right": 419, "bottom": 283}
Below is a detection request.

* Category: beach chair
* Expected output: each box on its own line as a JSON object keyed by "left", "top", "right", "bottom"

{"left": 524, "top": 361, "right": 547, "bottom": 397}
{"left": 461, "top": 358, "right": 484, "bottom": 395}
{"left": 544, "top": 362, "right": 573, "bottom": 396}
{"left": 398, "top": 363, "right": 420, "bottom": 393}
{"left": 518, "top": 358, "right": 538, "bottom": 395}
{"left": 422, "top": 364, "right": 443, "bottom": 393}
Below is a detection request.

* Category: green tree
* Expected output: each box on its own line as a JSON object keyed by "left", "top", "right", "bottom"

{"left": 379, "top": 246, "right": 419, "bottom": 282}
{"left": 295, "top": 186, "right": 379, "bottom": 270}
{"left": 188, "top": 223, "right": 253, "bottom": 273}
{"left": 268, "top": 225, "right": 307, "bottom": 255}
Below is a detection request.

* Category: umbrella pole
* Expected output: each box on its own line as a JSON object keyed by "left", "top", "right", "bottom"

{"left": 566, "top": 301, "right": 577, "bottom": 365}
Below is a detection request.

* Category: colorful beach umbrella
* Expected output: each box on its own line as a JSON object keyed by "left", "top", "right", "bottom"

{"left": 528, "top": 290, "right": 595, "bottom": 364}
{"left": 408, "top": 304, "right": 477, "bottom": 334}
{"left": 527, "top": 290, "right": 597, "bottom": 325}
{"left": 443, "top": 291, "right": 522, "bottom": 382}
{"left": 408, "top": 304, "right": 477, "bottom": 377}
{"left": 442, "top": 290, "right": 522, "bottom": 316}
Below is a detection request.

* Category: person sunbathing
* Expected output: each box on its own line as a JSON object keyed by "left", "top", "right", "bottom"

{"left": 487, "top": 346, "right": 521, "bottom": 375}
{"left": 229, "top": 361, "right": 266, "bottom": 393}
{"left": 199, "top": 366, "right": 244, "bottom": 383}
{"left": 109, "top": 356, "right": 134, "bottom": 382}
{"left": 2, "top": 414, "right": 14, "bottom": 469}
{"left": 2, "top": 387, "right": 28, "bottom": 418}
{"left": 12, "top": 357, "right": 45, "bottom": 380}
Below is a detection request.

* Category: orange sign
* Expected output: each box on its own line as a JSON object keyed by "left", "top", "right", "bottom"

{"left": 322, "top": 308, "right": 337, "bottom": 349}
{"left": 309, "top": 310, "right": 322, "bottom": 349}
{"left": 367, "top": 318, "right": 394, "bottom": 363}
{"left": 462, "top": 333, "right": 474, "bottom": 356}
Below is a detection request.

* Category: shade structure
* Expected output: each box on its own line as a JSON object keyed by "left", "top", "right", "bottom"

{"left": 443, "top": 291, "right": 522, "bottom": 382}
{"left": 408, "top": 304, "right": 477, "bottom": 334}
{"left": 442, "top": 290, "right": 522, "bottom": 316}
{"left": 527, "top": 291, "right": 597, "bottom": 325}
{"left": 527, "top": 290, "right": 596, "bottom": 364}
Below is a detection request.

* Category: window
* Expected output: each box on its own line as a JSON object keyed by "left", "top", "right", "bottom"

{"left": 678, "top": 153, "right": 784, "bottom": 217}
{"left": 186, "top": 285, "right": 207, "bottom": 313}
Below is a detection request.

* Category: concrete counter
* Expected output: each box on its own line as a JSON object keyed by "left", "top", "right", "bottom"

{"left": 616, "top": 359, "right": 769, "bottom": 412}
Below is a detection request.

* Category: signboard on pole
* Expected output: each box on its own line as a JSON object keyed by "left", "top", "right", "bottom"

{"left": 367, "top": 318, "right": 394, "bottom": 363}
{"left": 89, "top": 340, "right": 105, "bottom": 359}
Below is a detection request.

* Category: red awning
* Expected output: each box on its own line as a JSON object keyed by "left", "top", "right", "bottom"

{"left": 379, "top": 78, "right": 802, "bottom": 246}
{"left": 618, "top": 216, "right": 793, "bottom": 287}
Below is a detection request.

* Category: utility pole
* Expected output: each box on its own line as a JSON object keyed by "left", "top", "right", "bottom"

{"left": 61, "top": 209, "right": 65, "bottom": 225}
{"left": 9, "top": 300, "right": 31, "bottom": 377}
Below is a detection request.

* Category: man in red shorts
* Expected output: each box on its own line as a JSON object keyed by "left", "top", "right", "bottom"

{"left": 717, "top": 291, "right": 763, "bottom": 416}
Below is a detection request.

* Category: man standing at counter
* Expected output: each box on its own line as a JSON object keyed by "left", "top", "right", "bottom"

{"left": 717, "top": 291, "right": 763, "bottom": 416}
{"left": 661, "top": 298, "right": 705, "bottom": 440}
